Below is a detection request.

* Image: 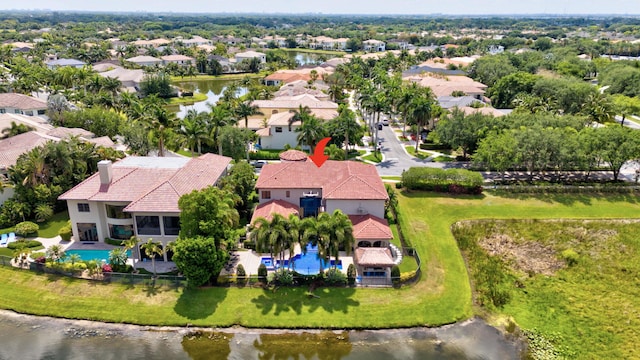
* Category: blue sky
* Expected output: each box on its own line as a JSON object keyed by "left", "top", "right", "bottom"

{"left": 3, "top": 0, "right": 640, "bottom": 15}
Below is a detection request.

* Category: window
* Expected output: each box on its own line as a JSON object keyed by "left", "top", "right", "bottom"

{"left": 109, "top": 224, "right": 134, "bottom": 240}
{"left": 77, "top": 203, "right": 90, "bottom": 212}
{"left": 163, "top": 216, "right": 180, "bottom": 236}
{"left": 275, "top": 127, "right": 283, "bottom": 133}
{"left": 106, "top": 205, "right": 131, "bottom": 219}
{"left": 285, "top": 190, "right": 290, "bottom": 198}
{"left": 77, "top": 223, "right": 98, "bottom": 242}
{"left": 14, "top": 109, "right": 20, "bottom": 114}
{"left": 135, "top": 216, "right": 161, "bottom": 235}
{"left": 24, "top": 110, "right": 33, "bottom": 116}
{"left": 0, "top": 109, "right": 5, "bottom": 114}
{"left": 37, "top": 110, "right": 46, "bottom": 115}
{"left": 261, "top": 191, "right": 271, "bottom": 200}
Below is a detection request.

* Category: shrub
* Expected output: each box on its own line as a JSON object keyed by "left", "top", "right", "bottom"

{"left": 14, "top": 221, "right": 39, "bottom": 237}
{"left": 401, "top": 167, "right": 483, "bottom": 194}
{"left": 391, "top": 265, "right": 401, "bottom": 286}
{"left": 273, "top": 268, "right": 295, "bottom": 286}
{"left": 59, "top": 225, "right": 72, "bottom": 241}
{"left": 236, "top": 264, "right": 247, "bottom": 285}
{"left": 249, "top": 150, "right": 281, "bottom": 160}
{"left": 257, "top": 263, "right": 267, "bottom": 281}
{"left": 561, "top": 249, "right": 579, "bottom": 266}
{"left": 104, "top": 238, "right": 123, "bottom": 246}
{"left": 347, "top": 264, "right": 357, "bottom": 286}
{"left": 325, "top": 268, "right": 347, "bottom": 286}
{"left": 102, "top": 264, "right": 113, "bottom": 273}
{"left": 8, "top": 240, "right": 42, "bottom": 249}
{"left": 35, "top": 256, "right": 46, "bottom": 264}
{"left": 400, "top": 270, "right": 417, "bottom": 282}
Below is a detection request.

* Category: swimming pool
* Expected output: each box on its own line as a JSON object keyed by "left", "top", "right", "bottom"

{"left": 65, "top": 249, "right": 131, "bottom": 262}
{"left": 262, "top": 244, "right": 343, "bottom": 275}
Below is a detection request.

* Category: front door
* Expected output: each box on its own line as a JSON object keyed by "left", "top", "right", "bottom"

{"left": 300, "top": 197, "right": 321, "bottom": 218}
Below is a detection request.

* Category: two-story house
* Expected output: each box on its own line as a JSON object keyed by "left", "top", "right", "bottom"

{"left": 253, "top": 159, "right": 397, "bottom": 284}
{"left": 58, "top": 153, "right": 232, "bottom": 261}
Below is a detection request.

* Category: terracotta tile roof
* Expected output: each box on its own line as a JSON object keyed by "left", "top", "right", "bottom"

{"left": 349, "top": 215, "right": 393, "bottom": 240}
{"left": 256, "top": 160, "right": 388, "bottom": 200}
{"left": 250, "top": 199, "right": 300, "bottom": 224}
{"left": 279, "top": 150, "right": 308, "bottom": 162}
{"left": 458, "top": 106, "right": 507, "bottom": 117}
{"left": 252, "top": 94, "right": 338, "bottom": 110}
{"left": 0, "top": 131, "right": 54, "bottom": 170}
{"left": 126, "top": 55, "right": 162, "bottom": 63}
{"left": 59, "top": 153, "right": 232, "bottom": 213}
{"left": 85, "top": 136, "right": 115, "bottom": 148}
{"left": 47, "top": 127, "right": 94, "bottom": 139}
{"left": 355, "top": 247, "right": 395, "bottom": 267}
{"left": 0, "top": 93, "right": 47, "bottom": 110}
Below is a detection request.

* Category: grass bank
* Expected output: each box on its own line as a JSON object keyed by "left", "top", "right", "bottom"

{"left": 0, "top": 193, "right": 638, "bottom": 330}
{"left": 281, "top": 48, "right": 346, "bottom": 56}
{"left": 166, "top": 93, "right": 208, "bottom": 105}
{"left": 454, "top": 218, "right": 640, "bottom": 359}
{"left": 170, "top": 73, "right": 263, "bottom": 82}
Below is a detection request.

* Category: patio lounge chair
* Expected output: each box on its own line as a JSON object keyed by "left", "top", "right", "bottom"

{"left": 0, "top": 234, "right": 6, "bottom": 246}
{"left": 7, "top": 233, "right": 16, "bottom": 243}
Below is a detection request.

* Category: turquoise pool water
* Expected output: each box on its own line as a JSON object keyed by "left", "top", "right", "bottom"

{"left": 261, "top": 244, "right": 342, "bottom": 275}
{"left": 65, "top": 249, "right": 131, "bottom": 262}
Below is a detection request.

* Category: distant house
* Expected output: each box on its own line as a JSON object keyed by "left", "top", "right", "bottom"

{"left": 99, "top": 67, "right": 144, "bottom": 93}
{"left": 251, "top": 94, "right": 339, "bottom": 118}
{"left": 0, "top": 93, "right": 47, "bottom": 116}
{"left": 404, "top": 74, "right": 487, "bottom": 99}
{"left": 132, "top": 38, "right": 171, "bottom": 48}
{"left": 234, "top": 51, "right": 267, "bottom": 64}
{"left": 488, "top": 45, "right": 505, "bottom": 55}
{"left": 363, "top": 39, "right": 386, "bottom": 52}
{"left": 308, "top": 36, "right": 348, "bottom": 51}
{"left": 46, "top": 58, "right": 85, "bottom": 69}
{"left": 255, "top": 108, "right": 336, "bottom": 150}
{"left": 254, "top": 160, "right": 397, "bottom": 284}
{"left": 207, "top": 54, "right": 233, "bottom": 72}
{"left": 58, "top": 154, "right": 232, "bottom": 260}
{"left": 160, "top": 54, "right": 195, "bottom": 67}
{"left": 181, "top": 36, "right": 212, "bottom": 47}
{"left": 0, "top": 131, "right": 56, "bottom": 175}
{"left": 125, "top": 55, "right": 163, "bottom": 67}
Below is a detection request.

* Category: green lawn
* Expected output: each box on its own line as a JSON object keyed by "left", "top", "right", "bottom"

{"left": 0, "top": 211, "right": 69, "bottom": 239}
{"left": 361, "top": 153, "right": 382, "bottom": 163}
{"left": 0, "top": 193, "right": 638, "bottom": 331}
{"left": 405, "top": 146, "right": 431, "bottom": 160}
{"left": 170, "top": 73, "right": 262, "bottom": 82}
{"left": 166, "top": 93, "right": 208, "bottom": 105}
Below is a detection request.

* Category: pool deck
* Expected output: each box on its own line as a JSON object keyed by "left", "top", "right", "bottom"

{"left": 27, "top": 237, "right": 354, "bottom": 276}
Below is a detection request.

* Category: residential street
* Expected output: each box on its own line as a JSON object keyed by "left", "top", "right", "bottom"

{"left": 374, "top": 125, "right": 448, "bottom": 176}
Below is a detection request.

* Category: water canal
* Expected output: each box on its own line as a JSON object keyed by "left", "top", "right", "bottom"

{"left": 0, "top": 310, "right": 524, "bottom": 359}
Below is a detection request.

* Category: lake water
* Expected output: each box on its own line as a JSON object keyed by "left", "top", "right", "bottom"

{"left": 173, "top": 79, "right": 248, "bottom": 118}
{"left": 0, "top": 311, "right": 524, "bottom": 359}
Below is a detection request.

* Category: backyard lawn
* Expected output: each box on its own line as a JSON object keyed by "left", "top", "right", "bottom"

{"left": 0, "top": 211, "right": 69, "bottom": 239}
{"left": 0, "top": 193, "right": 638, "bottom": 332}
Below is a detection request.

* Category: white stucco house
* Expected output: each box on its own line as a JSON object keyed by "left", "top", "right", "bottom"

{"left": 234, "top": 51, "right": 267, "bottom": 64}
{"left": 0, "top": 93, "right": 47, "bottom": 116}
{"left": 125, "top": 55, "right": 163, "bottom": 67}
{"left": 58, "top": 154, "right": 232, "bottom": 261}
{"left": 363, "top": 39, "right": 386, "bottom": 52}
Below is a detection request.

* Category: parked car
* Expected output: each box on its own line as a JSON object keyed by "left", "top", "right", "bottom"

{"left": 382, "top": 119, "right": 389, "bottom": 126}
{"left": 377, "top": 123, "right": 383, "bottom": 130}
{"left": 250, "top": 160, "right": 267, "bottom": 168}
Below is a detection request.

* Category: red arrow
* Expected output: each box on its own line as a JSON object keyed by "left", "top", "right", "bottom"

{"left": 309, "top": 137, "right": 331, "bottom": 168}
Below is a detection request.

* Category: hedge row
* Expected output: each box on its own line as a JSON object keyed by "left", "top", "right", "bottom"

{"left": 402, "top": 167, "right": 483, "bottom": 194}
{"left": 249, "top": 151, "right": 282, "bottom": 160}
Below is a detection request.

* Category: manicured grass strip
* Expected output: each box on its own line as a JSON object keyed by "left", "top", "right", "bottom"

{"left": 36, "top": 211, "right": 70, "bottom": 238}
{"left": 166, "top": 93, "right": 208, "bottom": 105}
{"left": 361, "top": 153, "right": 382, "bottom": 163}
{"left": 404, "top": 146, "right": 431, "bottom": 160}
{"left": 170, "top": 73, "right": 262, "bottom": 82}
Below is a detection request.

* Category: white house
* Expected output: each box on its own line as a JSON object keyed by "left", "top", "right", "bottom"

{"left": 125, "top": 55, "right": 163, "bottom": 67}
{"left": 58, "top": 154, "right": 232, "bottom": 261}
{"left": 234, "top": 51, "right": 267, "bottom": 64}
{"left": 363, "top": 39, "right": 386, "bottom": 52}
{"left": 0, "top": 93, "right": 47, "bottom": 116}
{"left": 46, "top": 58, "right": 85, "bottom": 69}
{"left": 160, "top": 54, "right": 195, "bottom": 67}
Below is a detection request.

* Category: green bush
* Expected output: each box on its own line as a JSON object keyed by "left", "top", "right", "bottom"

{"left": 401, "top": 167, "right": 483, "bottom": 194}
{"left": 325, "top": 268, "right": 347, "bottom": 286}
{"left": 347, "top": 264, "right": 357, "bottom": 286}
{"left": 104, "top": 238, "right": 124, "bottom": 246}
{"left": 273, "top": 269, "right": 295, "bottom": 286}
{"left": 59, "top": 225, "right": 72, "bottom": 241}
{"left": 257, "top": 263, "right": 268, "bottom": 281}
{"left": 249, "top": 150, "right": 281, "bottom": 160}
{"left": 14, "top": 221, "right": 39, "bottom": 237}
{"left": 561, "top": 249, "right": 579, "bottom": 266}
{"left": 391, "top": 265, "right": 401, "bottom": 286}
{"left": 236, "top": 264, "right": 247, "bottom": 285}
{"left": 8, "top": 240, "right": 42, "bottom": 249}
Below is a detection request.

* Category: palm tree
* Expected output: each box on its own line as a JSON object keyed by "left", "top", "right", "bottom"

{"left": 45, "top": 244, "right": 66, "bottom": 263}
{"left": 301, "top": 214, "right": 333, "bottom": 266}
{"left": 122, "top": 236, "right": 140, "bottom": 272}
{"left": 147, "top": 101, "right": 178, "bottom": 157}
{"left": 408, "top": 89, "right": 435, "bottom": 152}
{"left": 296, "top": 115, "right": 326, "bottom": 153}
{"left": 250, "top": 214, "right": 290, "bottom": 265}
{"left": 288, "top": 105, "right": 312, "bottom": 132}
{"left": 1, "top": 121, "right": 34, "bottom": 139}
{"left": 206, "top": 103, "right": 236, "bottom": 155}
{"left": 234, "top": 101, "right": 263, "bottom": 160}
{"left": 180, "top": 110, "right": 208, "bottom": 155}
{"left": 140, "top": 238, "right": 164, "bottom": 278}
{"left": 326, "top": 210, "right": 355, "bottom": 268}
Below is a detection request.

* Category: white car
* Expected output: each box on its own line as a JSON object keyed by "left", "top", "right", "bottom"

{"left": 381, "top": 119, "right": 390, "bottom": 126}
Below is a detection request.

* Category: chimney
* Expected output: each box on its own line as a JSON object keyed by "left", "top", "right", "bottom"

{"left": 97, "top": 160, "right": 113, "bottom": 185}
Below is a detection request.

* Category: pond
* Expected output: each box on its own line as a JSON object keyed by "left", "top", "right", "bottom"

{"left": 288, "top": 51, "right": 321, "bottom": 66}
{"left": 0, "top": 310, "right": 525, "bottom": 359}
{"left": 172, "top": 79, "right": 248, "bottom": 118}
